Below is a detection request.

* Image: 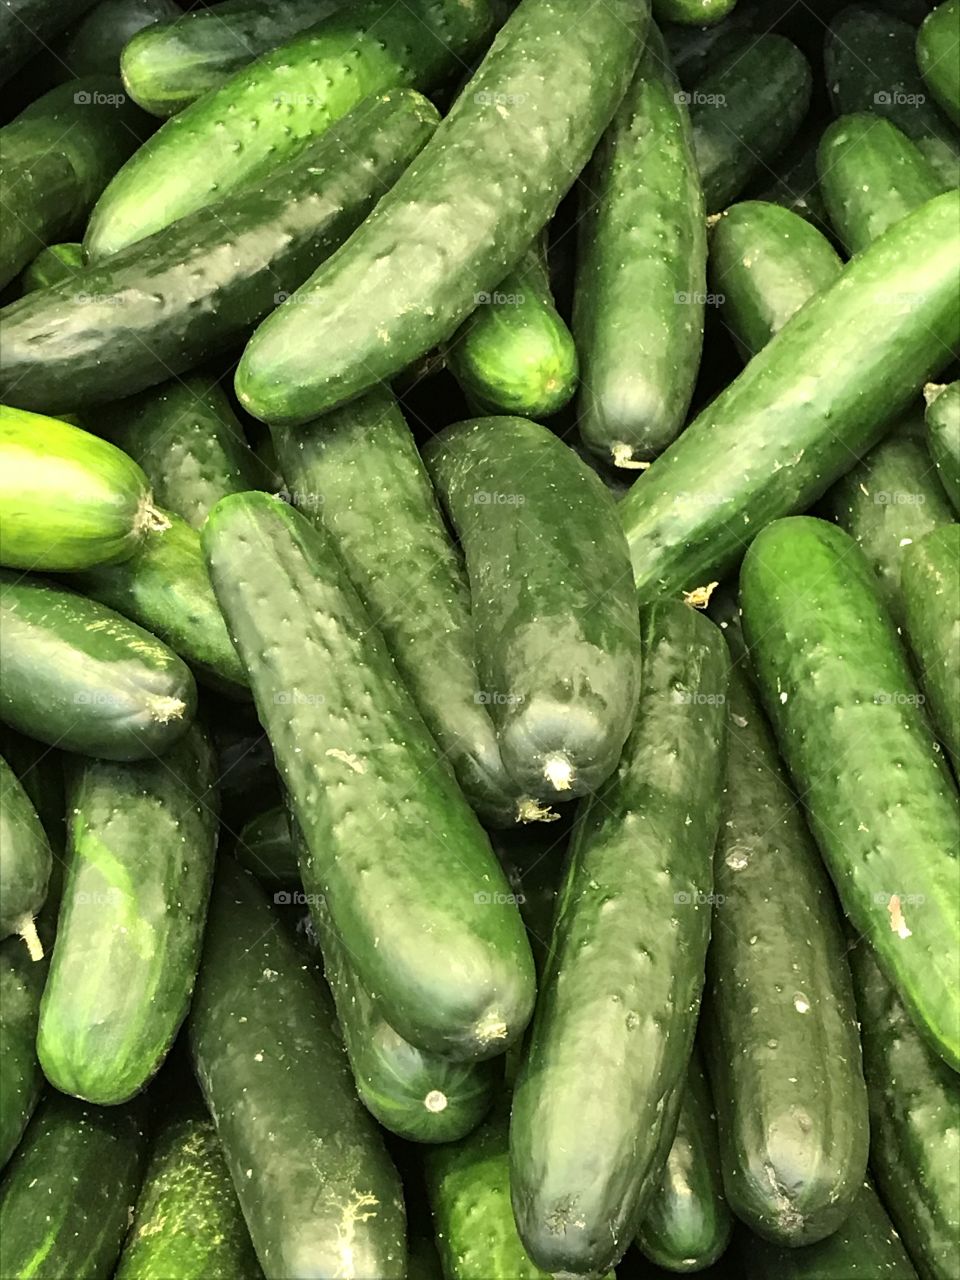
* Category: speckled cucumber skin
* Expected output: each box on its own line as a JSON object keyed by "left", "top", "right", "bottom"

{"left": 901, "top": 525, "right": 960, "bottom": 769}
{"left": 235, "top": 0, "right": 649, "bottom": 426}
{"left": 189, "top": 861, "right": 406, "bottom": 1279}
{"left": 918, "top": 1, "right": 960, "bottom": 127}
{"left": 235, "top": 804, "right": 298, "bottom": 885}
{"left": 620, "top": 190, "right": 960, "bottom": 602}
{"left": 425, "top": 416, "right": 642, "bottom": 802}
{"left": 270, "top": 390, "right": 526, "bottom": 827}
{"left": 0, "top": 0, "right": 100, "bottom": 84}
{"left": 740, "top": 517, "right": 960, "bottom": 1071}
{"left": 0, "top": 92, "right": 438, "bottom": 415}
{"left": 20, "top": 241, "right": 83, "bottom": 291}
{"left": 925, "top": 381, "right": 960, "bottom": 511}
{"left": 708, "top": 200, "right": 842, "bottom": 360}
{"left": 0, "top": 755, "right": 51, "bottom": 942}
{"left": 510, "top": 602, "right": 728, "bottom": 1275}
{"left": 574, "top": 23, "right": 706, "bottom": 467}
{"left": 0, "top": 1092, "right": 147, "bottom": 1280}
{"left": 703, "top": 665, "right": 869, "bottom": 1245}
{"left": 817, "top": 114, "right": 946, "bottom": 255}
{"left": 0, "top": 572, "right": 196, "bottom": 760}
{"left": 203, "top": 492, "right": 536, "bottom": 1060}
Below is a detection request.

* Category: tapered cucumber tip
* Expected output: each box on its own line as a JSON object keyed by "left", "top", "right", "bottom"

{"left": 17, "top": 915, "right": 43, "bottom": 962}
{"left": 543, "top": 754, "right": 575, "bottom": 792}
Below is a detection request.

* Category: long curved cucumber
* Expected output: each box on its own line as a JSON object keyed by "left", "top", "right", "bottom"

{"left": 425, "top": 417, "right": 642, "bottom": 802}
{"left": 235, "top": 804, "right": 298, "bottom": 885}
{"left": 0, "top": 755, "right": 51, "bottom": 958}
{"left": 918, "top": 1, "right": 960, "bottom": 127}
{"left": 203, "top": 492, "right": 536, "bottom": 1060}
{"left": 901, "top": 524, "right": 960, "bottom": 769}
{"left": 20, "top": 241, "right": 83, "bottom": 291}
{"left": 924, "top": 380, "right": 960, "bottom": 511}
{"left": 574, "top": 22, "right": 706, "bottom": 467}
{"left": 189, "top": 860, "right": 406, "bottom": 1279}
{"left": 0, "top": 91, "right": 438, "bottom": 415}
{"left": 0, "top": 0, "right": 100, "bottom": 85}
{"left": 235, "top": 0, "right": 650, "bottom": 426}
{"left": 0, "top": 572, "right": 196, "bottom": 760}
{"left": 620, "top": 190, "right": 960, "bottom": 601}
{"left": 510, "top": 602, "right": 728, "bottom": 1275}
{"left": 740, "top": 516, "right": 960, "bottom": 1071}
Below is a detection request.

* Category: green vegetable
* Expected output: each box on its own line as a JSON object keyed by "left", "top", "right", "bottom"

{"left": 235, "top": 805, "right": 297, "bottom": 886}
{"left": 0, "top": 753, "right": 50, "bottom": 962}
{"left": 52, "top": 0, "right": 180, "bottom": 77}
{"left": 901, "top": 524, "right": 960, "bottom": 769}
{"left": 20, "top": 242, "right": 83, "bottom": 291}
{"left": 917, "top": 1, "right": 960, "bottom": 127}
{"left": 756, "top": 132, "right": 831, "bottom": 234}
{"left": 0, "top": 927, "right": 50, "bottom": 1169}
{"left": 0, "top": 0, "right": 102, "bottom": 84}
{"left": 654, "top": 0, "right": 736, "bottom": 25}
{"left": 924, "top": 380, "right": 960, "bottom": 511}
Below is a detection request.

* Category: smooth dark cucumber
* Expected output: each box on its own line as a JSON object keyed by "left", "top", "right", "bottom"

{"left": 235, "top": 804, "right": 298, "bottom": 886}
{"left": 574, "top": 22, "right": 706, "bottom": 467}
{"left": 636, "top": 1049, "right": 733, "bottom": 1273}
{"left": 924, "top": 380, "right": 960, "bottom": 511}
{"left": 49, "top": 0, "right": 180, "bottom": 78}
{"left": 0, "top": 1092, "right": 147, "bottom": 1280}
{"left": 708, "top": 200, "right": 842, "bottom": 360}
{"left": 270, "top": 390, "right": 531, "bottom": 827}
{"left": 0, "top": 572, "right": 196, "bottom": 760}
{"left": 740, "top": 517, "right": 960, "bottom": 1071}
{"left": 20, "top": 241, "right": 83, "bottom": 291}
{"left": 425, "top": 417, "right": 642, "bottom": 802}
{"left": 0, "top": 754, "right": 51, "bottom": 957}
{"left": 203, "top": 492, "right": 536, "bottom": 1060}
{"left": 0, "top": 91, "right": 438, "bottom": 415}
{"left": 189, "top": 860, "right": 406, "bottom": 1279}
{"left": 0, "top": 0, "right": 100, "bottom": 84}
{"left": 918, "top": 0, "right": 960, "bottom": 127}
{"left": 620, "top": 190, "right": 960, "bottom": 601}
{"left": 0, "top": 926, "right": 50, "bottom": 1169}
{"left": 703, "top": 665, "right": 869, "bottom": 1245}
{"left": 901, "top": 524, "right": 960, "bottom": 769}
{"left": 235, "top": 0, "right": 650, "bottom": 426}
{"left": 510, "top": 601, "right": 728, "bottom": 1274}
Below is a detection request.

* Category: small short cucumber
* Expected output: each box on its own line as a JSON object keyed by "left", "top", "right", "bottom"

{"left": 918, "top": 1, "right": 960, "bottom": 127}
{"left": 20, "top": 241, "right": 83, "bottom": 291}
{"left": 924, "top": 380, "right": 960, "bottom": 511}
{"left": 0, "top": 572, "right": 196, "bottom": 760}
{"left": 0, "top": 754, "right": 51, "bottom": 958}
{"left": 901, "top": 524, "right": 960, "bottom": 768}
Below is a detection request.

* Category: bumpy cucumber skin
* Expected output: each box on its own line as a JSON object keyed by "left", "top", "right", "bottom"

{"left": 817, "top": 114, "right": 945, "bottom": 255}
{"left": 20, "top": 241, "right": 83, "bottom": 291}
{"left": 708, "top": 200, "right": 842, "bottom": 359}
{"left": 0, "top": 572, "right": 196, "bottom": 760}
{"left": 925, "top": 381, "right": 960, "bottom": 511}
{"left": 270, "top": 390, "right": 525, "bottom": 827}
{"left": 510, "top": 602, "right": 728, "bottom": 1274}
{"left": 235, "top": 805, "right": 298, "bottom": 885}
{"left": 574, "top": 23, "right": 706, "bottom": 466}
{"left": 901, "top": 525, "right": 960, "bottom": 769}
{"left": 654, "top": 0, "right": 736, "bottom": 24}
{"left": 0, "top": 755, "right": 51, "bottom": 942}
{"left": 704, "top": 666, "right": 869, "bottom": 1245}
{"left": 636, "top": 1049, "right": 733, "bottom": 1273}
{"left": 189, "top": 861, "right": 406, "bottom": 1279}
{"left": 740, "top": 517, "right": 960, "bottom": 1071}
{"left": 425, "top": 417, "right": 642, "bottom": 802}
{"left": 0, "top": 1092, "right": 146, "bottom": 1280}
{"left": 203, "top": 492, "right": 536, "bottom": 1060}
{"left": 0, "top": 92, "right": 438, "bottom": 415}
{"left": 691, "top": 35, "right": 812, "bottom": 213}
{"left": 0, "top": 0, "right": 100, "bottom": 84}
{"left": 235, "top": 0, "right": 650, "bottom": 426}
{"left": 620, "top": 190, "right": 960, "bottom": 601}
{"left": 918, "top": 0, "right": 960, "bottom": 127}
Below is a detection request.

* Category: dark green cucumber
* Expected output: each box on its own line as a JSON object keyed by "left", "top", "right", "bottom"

{"left": 271, "top": 390, "right": 532, "bottom": 827}
{"left": 0, "top": 1091, "right": 147, "bottom": 1280}
{"left": 703, "top": 665, "right": 869, "bottom": 1245}
{"left": 690, "top": 35, "right": 812, "bottom": 214}
{"left": 818, "top": 114, "right": 946, "bottom": 255}
{"left": 235, "top": 0, "right": 650, "bottom": 426}
{"left": 574, "top": 22, "right": 706, "bottom": 467}
{"left": 636, "top": 1049, "right": 733, "bottom": 1273}
{"left": 0, "top": 927, "right": 49, "bottom": 1169}
{"left": 740, "top": 516, "right": 960, "bottom": 1071}
{"left": 20, "top": 242, "right": 83, "bottom": 292}
{"left": 901, "top": 524, "right": 960, "bottom": 769}
{"left": 510, "top": 601, "right": 729, "bottom": 1274}
{"left": 489, "top": 816, "right": 572, "bottom": 974}
{"left": 445, "top": 240, "right": 578, "bottom": 419}
{"left": 925, "top": 380, "right": 960, "bottom": 511}
{"left": 0, "top": 753, "right": 50, "bottom": 960}
{"left": 189, "top": 860, "right": 406, "bottom": 1278}
{"left": 115, "top": 1097, "right": 261, "bottom": 1280}
{"left": 918, "top": 1, "right": 960, "bottom": 127}
{"left": 0, "top": 726, "right": 64, "bottom": 850}
{"left": 0, "top": 0, "right": 100, "bottom": 84}
{"left": 203, "top": 492, "right": 536, "bottom": 1059}
{"left": 52, "top": 0, "right": 180, "bottom": 78}
{"left": 851, "top": 941, "right": 960, "bottom": 1280}
{"left": 0, "top": 91, "right": 438, "bottom": 415}
{"left": 0, "top": 572, "right": 196, "bottom": 760}
{"left": 654, "top": 0, "right": 736, "bottom": 25}
{"left": 235, "top": 804, "right": 298, "bottom": 885}
{"left": 708, "top": 200, "right": 842, "bottom": 359}
{"left": 620, "top": 190, "right": 960, "bottom": 601}
{"left": 425, "top": 416, "right": 642, "bottom": 802}
{"left": 663, "top": 8, "right": 757, "bottom": 89}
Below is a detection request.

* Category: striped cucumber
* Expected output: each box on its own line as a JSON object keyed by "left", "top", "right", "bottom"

{"left": 235, "top": 805, "right": 297, "bottom": 886}
{"left": 0, "top": 755, "right": 51, "bottom": 958}
{"left": 918, "top": 1, "right": 960, "bottom": 127}
{"left": 924, "top": 380, "right": 960, "bottom": 511}
{"left": 901, "top": 524, "right": 960, "bottom": 768}
{"left": 20, "top": 241, "right": 83, "bottom": 291}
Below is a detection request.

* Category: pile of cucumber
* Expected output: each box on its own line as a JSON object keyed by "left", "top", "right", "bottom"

{"left": 0, "top": 0, "right": 958, "bottom": 1277}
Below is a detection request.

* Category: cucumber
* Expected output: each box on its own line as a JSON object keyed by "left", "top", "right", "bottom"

{"left": 636, "top": 1049, "right": 733, "bottom": 1273}
{"left": 573, "top": 23, "right": 706, "bottom": 467}
{"left": 0, "top": 1092, "right": 147, "bottom": 1280}
{"left": 425, "top": 416, "right": 642, "bottom": 801}
{"left": 20, "top": 241, "right": 83, "bottom": 291}
{"left": 924, "top": 380, "right": 960, "bottom": 511}
{"left": 0, "top": 727, "right": 64, "bottom": 849}
{"left": 663, "top": 9, "right": 757, "bottom": 88}
{"left": 703, "top": 665, "right": 869, "bottom": 1245}
{"left": 918, "top": 1, "right": 960, "bottom": 127}
{"left": 235, "top": 804, "right": 298, "bottom": 885}
{"left": 234, "top": 0, "right": 650, "bottom": 426}
{"left": 445, "top": 240, "right": 578, "bottom": 419}
{"left": 691, "top": 34, "right": 812, "bottom": 213}
{"left": 0, "top": 754, "right": 51, "bottom": 957}
{"left": 740, "top": 516, "right": 960, "bottom": 1071}
{"left": 0, "top": 90, "right": 438, "bottom": 415}
{"left": 203, "top": 492, "right": 536, "bottom": 1060}
{"left": 901, "top": 524, "right": 960, "bottom": 768}
{"left": 189, "top": 860, "right": 406, "bottom": 1279}
{"left": 851, "top": 941, "right": 960, "bottom": 1280}
{"left": 0, "top": 572, "right": 196, "bottom": 760}
{"left": 52, "top": 0, "right": 180, "bottom": 77}
{"left": 755, "top": 131, "right": 831, "bottom": 234}
{"left": 654, "top": 0, "right": 737, "bottom": 25}
{"left": 620, "top": 190, "right": 960, "bottom": 601}
{"left": 817, "top": 114, "right": 946, "bottom": 254}
{"left": 0, "top": 0, "right": 100, "bottom": 85}
{"left": 0, "top": 928, "right": 49, "bottom": 1168}
{"left": 86, "top": 0, "right": 501, "bottom": 258}
{"left": 270, "top": 390, "right": 532, "bottom": 826}
{"left": 115, "top": 1096, "right": 261, "bottom": 1280}
{"left": 510, "top": 601, "right": 729, "bottom": 1274}
{"left": 708, "top": 200, "right": 842, "bottom": 359}
{"left": 489, "top": 816, "right": 571, "bottom": 974}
